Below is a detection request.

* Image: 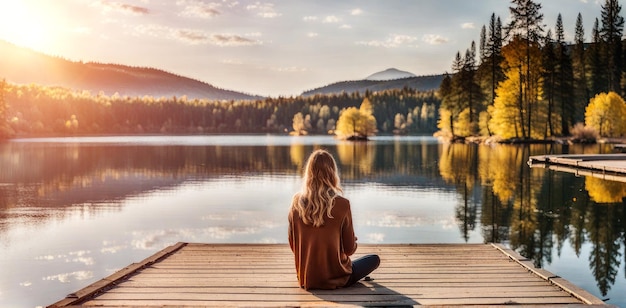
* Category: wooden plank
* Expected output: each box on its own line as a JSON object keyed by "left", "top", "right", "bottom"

{"left": 48, "top": 242, "right": 187, "bottom": 307}
{"left": 551, "top": 277, "right": 607, "bottom": 305}
{"left": 528, "top": 154, "right": 626, "bottom": 182}
{"left": 49, "top": 243, "right": 607, "bottom": 307}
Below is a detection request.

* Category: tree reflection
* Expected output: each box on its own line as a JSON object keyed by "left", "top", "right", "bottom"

{"left": 587, "top": 203, "right": 622, "bottom": 296}
{"left": 586, "top": 177, "right": 626, "bottom": 203}
{"left": 439, "top": 143, "right": 479, "bottom": 242}
{"left": 1, "top": 138, "right": 625, "bottom": 297}
{"left": 336, "top": 141, "right": 376, "bottom": 177}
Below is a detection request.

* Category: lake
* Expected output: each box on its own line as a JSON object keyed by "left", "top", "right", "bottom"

{"left": 1, "top": 135, "right": 625, "bottom": 307}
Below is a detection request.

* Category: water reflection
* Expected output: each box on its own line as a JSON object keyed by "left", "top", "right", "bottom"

{"left": 1, "top": 136, "right": 625, "bottom": 306}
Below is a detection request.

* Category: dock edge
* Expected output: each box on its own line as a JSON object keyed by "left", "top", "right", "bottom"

{"left": 492, "top": 243, "right": 606, "bottom": 305}
{"left": 47, "top": 242, "right": 188, "bottom": 307}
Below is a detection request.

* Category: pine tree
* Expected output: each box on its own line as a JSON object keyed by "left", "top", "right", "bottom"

{"left": 554, "top": 14, "right": 574, "bottom": 135}
{"left": 479, "top": 25, "right": 488, "bottom": 63}
{"left": 463, "top": 41, "right": 483, "bottom": 134}
{"left": 542, "top": 30, "right": 557, "bottom": 137}
{"left": 572, "top": 13, "right": 589, "bottom": 124}
{"left": 599, "top": 0, "right": 624, "bottom": 92}
{"left": 477, "top": 14, "right": 505, "bottom": 136}
{"left": 589, "top": 18, "right": 607, "bottom": 96}
{"left": 441, "top": 52, "right": 465, "bottom": 136}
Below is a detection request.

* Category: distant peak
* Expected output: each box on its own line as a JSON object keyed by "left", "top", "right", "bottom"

{"left": 365, "top": 68, "right": 417, "bottom": 81}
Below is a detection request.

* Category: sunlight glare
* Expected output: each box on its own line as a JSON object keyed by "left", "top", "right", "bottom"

{"left": 0, "top": 2, "right": 56, "bottom": 52}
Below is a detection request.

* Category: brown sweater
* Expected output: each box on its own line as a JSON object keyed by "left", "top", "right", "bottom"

{"left": 288, "top": 196, "right": 358, "bottom": 290}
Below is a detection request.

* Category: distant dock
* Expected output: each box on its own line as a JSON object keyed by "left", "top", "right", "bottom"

{"left": 528, "top": 154, "right": 626, "bottom": 182}
{"left": 48, "top": 243, "right": 608, "bottom": 307}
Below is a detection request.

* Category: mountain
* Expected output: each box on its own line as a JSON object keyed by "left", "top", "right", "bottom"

{"left": 0, "top": 40, "right": 262, "bottom": 101}
{"left": 301, "top": 73, "right": 444, "bottom": 97}
{"left": 365, "top": 68, "right": 417, "bottom": 81}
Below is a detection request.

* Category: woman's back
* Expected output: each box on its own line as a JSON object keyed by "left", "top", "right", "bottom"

{"left": 288, "top": 195, "right": 357, "bottom": 290}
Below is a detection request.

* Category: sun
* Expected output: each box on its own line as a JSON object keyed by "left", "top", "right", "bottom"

{"left": 0, "top": 2, "right": 56, "bottom": 52}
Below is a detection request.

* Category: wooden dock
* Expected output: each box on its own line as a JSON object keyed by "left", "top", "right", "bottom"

{"left": 529, "top": 154, "right": 626, "bottom": 183}
{"left": 48, "top": 243, "right": 608, "bottom": 307}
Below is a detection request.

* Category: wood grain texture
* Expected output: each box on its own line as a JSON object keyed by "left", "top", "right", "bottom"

{"left": 48, "top": 243, "right": 608, "bottom": 307}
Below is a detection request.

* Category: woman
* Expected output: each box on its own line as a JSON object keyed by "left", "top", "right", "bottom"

{"left": 288, "top": 149, "right": 380, "bottom": 290}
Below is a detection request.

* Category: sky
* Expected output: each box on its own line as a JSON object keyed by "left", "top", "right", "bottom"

{"left": 0, "top": 0, "right": 606, "bottom": 97}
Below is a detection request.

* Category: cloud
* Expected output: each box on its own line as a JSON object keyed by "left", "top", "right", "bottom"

{"left": 101, "top": 244, "right": 126, "bottom": 254}
{"left": 98, "top": 1, "right": 150, "bottom": 15}
{"left": 351, "top": 8, "right": 363, "bottom": 16}
{"left": 357, "top": 34, "right": 418, "bottom": 48}
{"left": 307, "top": 32, "right": 318, "bottom": 38}
{"left": 246, "top": 2, "right": 281, "bottom": 18}
{"left": 43, "top": 271, "right": 93, "bottom": 283}
{"left": 176, "top": 29, "right": 209, "bottom": 43}
{"left": 461, "top": 22, "right": 475, "bottom": 29}
{"left": 323, "top": 15, "right": 340, "bottom": 23}
{"left": 340, "top": 24, "right": 352, "bottom": 29}
{"left": 303, "top": 16, "right": 317, "bottom": 22}
{"left": 422, "top": 34, "right": 449, "bottom": 45}
{"left": 134, "top": 24, "right": 262, "bottom": 46}
{"left": 179, "top": 2, "right": 221, "bottom": 18}
{"left": 211, "top": 33, "right": 262, "bottom": 46}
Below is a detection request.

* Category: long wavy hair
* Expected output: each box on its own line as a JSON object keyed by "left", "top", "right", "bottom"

{"left": 291, "top": 149, "right": 343, "bottom": 227}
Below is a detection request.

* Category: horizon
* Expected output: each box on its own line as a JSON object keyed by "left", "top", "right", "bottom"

{"left": 0, "top": 0, "right": 603, "bottom": 97}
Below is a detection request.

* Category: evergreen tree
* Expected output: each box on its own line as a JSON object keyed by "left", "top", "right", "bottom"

{"left": 541, "top": 30, "right": 557, "bottom": 137}
{"left": 441, "top": 52, "right": 465, "bottom": 136}
{"left": 599, "top": 0, "right": 624, "bottom": 92}
{"left": 589, "top": 18, "right": 607, "bottom": 96}
{"left": 443, "top": 42, "right": 484, "bottom": 137}
{"left": 554, "top": 14, "right": 574, "bottom": 135}
{"left": 478, "top": 14, "right": 505, "bottom": 136}
{"left": 507, "top": 0, "right": 545, "bottom": 42}
{"left": 572, "top": 13, "right": 589, "bottom": 124}
{"left": 463, "top": 41, "right": 483, "bottom": 134}
{"left": 479, "top": 25, "right": 488, "bottom": 63}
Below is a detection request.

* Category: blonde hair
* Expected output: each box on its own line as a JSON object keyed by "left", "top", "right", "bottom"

{"left": 291, "top": 149, "right": 343, "bottom": 227}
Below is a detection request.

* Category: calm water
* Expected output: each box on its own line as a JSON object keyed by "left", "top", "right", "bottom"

{"left": 1, "top": 135, "right": 625, "bottom": 307}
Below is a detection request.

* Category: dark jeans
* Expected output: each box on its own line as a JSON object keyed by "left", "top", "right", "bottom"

{"left": 344, "top": 254, "right": 380, "bottom": 287}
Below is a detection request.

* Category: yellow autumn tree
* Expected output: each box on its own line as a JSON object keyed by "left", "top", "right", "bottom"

{"left": 291, "top": 112, "right": 307, "bottom": 135}
{"left": 585, "top": 92, "right": 626, "bottom": 137}
{"left": 490, "top": 36, "right": 545, "bottom": 139}
{"left": 335, "top": 98, "right": 377, "bottom": 139}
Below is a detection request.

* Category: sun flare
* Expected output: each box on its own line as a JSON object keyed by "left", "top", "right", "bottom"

{"left": 0, "top": 2, "right": 56, "bottom": 51}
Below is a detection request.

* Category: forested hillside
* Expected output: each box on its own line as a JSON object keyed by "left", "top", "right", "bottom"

{"left": 439, "top": 0, "right": 626, "bottom": 141}
{"left": 0, "top": 40, "right": 261, "bottom": 101}
{"left": 303, "top": 75, "right": 443, "bottom": 97}
{"left": 0, "top": 82, "right": 439, "bottom": 137}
